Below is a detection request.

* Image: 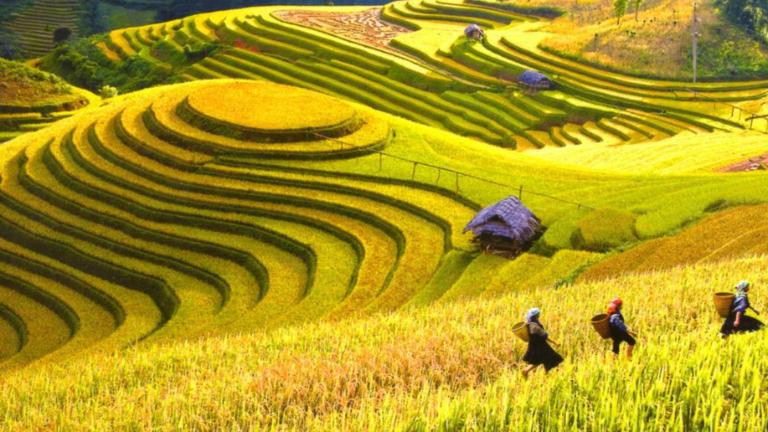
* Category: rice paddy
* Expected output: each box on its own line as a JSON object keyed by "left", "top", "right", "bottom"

{"left": 0, "top": 255, "right": 765, "bottom": 430}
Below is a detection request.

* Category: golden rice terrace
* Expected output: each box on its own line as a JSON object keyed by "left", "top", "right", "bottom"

{"left": 0, "top": 79, "right": 484, "bottom": 367}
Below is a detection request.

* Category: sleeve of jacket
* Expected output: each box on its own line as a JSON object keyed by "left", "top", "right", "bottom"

{"left": 733, "top": 297, "right": 749, "bottom": 314}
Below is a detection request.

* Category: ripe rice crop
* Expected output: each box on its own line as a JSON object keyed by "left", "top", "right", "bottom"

{"left": 581, "top": 204, "right": 768, "bottom": 281}
{"left": 0, "top": 255, "right": 765, "bottom": 430}
{"left": 185, "top": 81, "right": 357, "bottom": 133}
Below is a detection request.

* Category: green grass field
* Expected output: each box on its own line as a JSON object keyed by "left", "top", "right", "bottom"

{"left": 0, "top": 1, "right": 767, "bottom": 429}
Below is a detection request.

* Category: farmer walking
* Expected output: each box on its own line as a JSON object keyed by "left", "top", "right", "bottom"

{"left": 720, "top": 280, "right": 764, "bottom": 338}
{"left": 607, "top": 298, "right": 636, "bottom": 359}
{"left": 521, "top": 307, "right": 563, "bottom": 378}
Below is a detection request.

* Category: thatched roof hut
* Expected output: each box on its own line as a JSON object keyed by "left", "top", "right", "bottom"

{"left": 464, "top": 23, "right": 485, "bottom": 40}
{"left": 463, "top": 196, "right": 542, "bottom": 256}
{"left": 518, "top": 70, "right": 553, "bottom": 90}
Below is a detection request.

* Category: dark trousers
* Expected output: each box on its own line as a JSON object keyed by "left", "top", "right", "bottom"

{"left": 611, "top": 330, "right": 636, "bottom": 354}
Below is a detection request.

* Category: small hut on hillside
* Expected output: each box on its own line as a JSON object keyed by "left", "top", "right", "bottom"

{"left": 463, "top": 196, "right": 542, "bottom": 257}
{"left": 518, "top": 70, "right": 553, "bottom": 91}
{"left": 464, "top": 23, "right": 485, "bottom": 40}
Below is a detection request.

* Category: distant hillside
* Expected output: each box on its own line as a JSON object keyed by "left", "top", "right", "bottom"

{"left": 534, "top": 0, "right": 768, "bottom": 79}
{"left": 1, "top": 0, "right": 82, "bottom": 59}
{"left": 5, "top": 0, "right": 768, "bottom": 79}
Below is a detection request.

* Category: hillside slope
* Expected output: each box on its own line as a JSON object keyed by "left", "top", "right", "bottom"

{"left": 0, "top": 254, "right": 764, "bottom": 430}
{"left": 0, "top": 78, "right": 766, "bottom": 369}
{"left": 512, "top": 0, "right": 768, "bottom": 80}
{"left": 3, "top": 0, "right": 82, "bottom": 58}
{"left": 0, "top": 58, "right": 95, "bottom": 143}
{"left": 37, "top": 1, "right": 765, "bottom": 153}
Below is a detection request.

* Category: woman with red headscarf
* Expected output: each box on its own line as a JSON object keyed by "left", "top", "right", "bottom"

{"left": 607, "top": 298, "right": 636, "bottom": 359}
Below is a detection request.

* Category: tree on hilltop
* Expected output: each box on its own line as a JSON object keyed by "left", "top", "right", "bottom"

{"left": 633, "top": 0, "right": 643, "bottom": 21}
{"left": 614, "top": 0, "right": 628, "bottom": 25}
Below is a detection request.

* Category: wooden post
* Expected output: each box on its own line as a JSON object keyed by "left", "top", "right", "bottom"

{"left": 378, "top": 152, "right": 383, "bottom": 171}
{"left": 436, "top": 168, "right": 441, "bottom": 184}
{"left": 518, "top": 185, "right": 524, "bottom": 201}
{"left": 455, "top": 172, "right": 460, "bottom": 192}
{"left": 411, "top": 162, "right": 417, "bottom": 180}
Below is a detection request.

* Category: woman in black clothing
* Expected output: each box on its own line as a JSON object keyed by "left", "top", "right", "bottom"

{"left": 522, "top": 307, "right": 564, "bottom": 378}
{"left": 720, "top": 280, "right": 763, "bottom": 338}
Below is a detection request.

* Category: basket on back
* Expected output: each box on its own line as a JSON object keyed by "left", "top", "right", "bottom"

{"left": 512, "top": 321, "right": 529, "bottom": 342}
{"left": 713, "top": 292, "right": 735, "bottom": 318}
{"left": 591, "top": 313, "right": 611, "bottom": 339}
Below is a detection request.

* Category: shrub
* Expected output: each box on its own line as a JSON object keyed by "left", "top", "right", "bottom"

{"left": 39, "top": 39, "right": 183, "bottom": 94}
{"left": 99, "top": 85, "right": 118, "bottom": 98}
{"left": 572, "top": 208, "right": 638, "bottom": 251}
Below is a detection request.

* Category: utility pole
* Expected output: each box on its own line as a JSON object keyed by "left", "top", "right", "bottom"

{"left": 691, "top": 0, "right": 699, "bottom": 83}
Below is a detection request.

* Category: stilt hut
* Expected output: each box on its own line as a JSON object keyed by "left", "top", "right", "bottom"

{"left": 463, "top": 196, "right": 542, "bottom": 257}
{"left": 518, "top": 70, "right": 553, "bottom": 91}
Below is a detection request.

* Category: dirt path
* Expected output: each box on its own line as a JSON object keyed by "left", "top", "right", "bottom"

{"left": 720, "top": 155, "right": 768, "bottom": 172}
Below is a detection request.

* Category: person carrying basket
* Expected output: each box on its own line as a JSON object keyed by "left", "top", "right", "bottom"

{"left": 521, "top": 307, "right": 563, "bottom": 378}
{"left": 607, "top": 297, "right": 636, "bottom": 359}
{"left": 720, "top": 280, "right": 764, "bottom": 338}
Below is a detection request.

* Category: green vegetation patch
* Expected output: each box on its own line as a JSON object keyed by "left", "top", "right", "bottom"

{"left": 0, "top": 59, "right": 84, "bottom": 113}
{"left": 572, "top": 207, "right": 638, "bottom": 251}
{"left": 39, "top": 36, "right": 220, "bottom": 94}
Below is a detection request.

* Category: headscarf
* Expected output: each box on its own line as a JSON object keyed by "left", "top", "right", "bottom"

{"left": 607, "top": 297, "right": 622, "bottom": 315}
{"left": 735, "top": 280, "right": 750, "bottom": 298}
{"left": 525, "top": 307, "right": 541, "bottom": 323}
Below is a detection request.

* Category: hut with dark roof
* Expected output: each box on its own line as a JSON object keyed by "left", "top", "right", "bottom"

{"left": 463, "top": 196, "right": 542, "bottom": 257}
{"left": 518, "top": 70, "right": 553, "bottom": 90}
{"left": 464, "top": 23, "right": 485, "bottom": 40}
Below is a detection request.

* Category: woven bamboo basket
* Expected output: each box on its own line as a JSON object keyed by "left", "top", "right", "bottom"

{"left": 512, "top": 321, "right": 529, "bottom": 342}
{"left": 713, "top": 292, "right": 735, "bottom": 318}
{"left": 591, "top": 313, "right": 611, "bottom": 339}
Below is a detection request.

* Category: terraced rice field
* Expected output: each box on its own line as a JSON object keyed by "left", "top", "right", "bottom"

{"left": 91, "top": 1, "right": 763, "bottom": 151}
{"left": 580, "top": 204, "right": 768, "bottom": 281}
{"left": 4, "top": 0, "right": 82, "bottom": 58}
{"left": 526, "top": 131, "right": 768, "bottom": 174}
{"left": 0, "top": 79, "right": 498, "bottom": 366}
{"left": 0, "top": 110, "right": 84, "bottom": 145}
{"left": 2, "top": 76, "right": 767, "bottom": 370}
